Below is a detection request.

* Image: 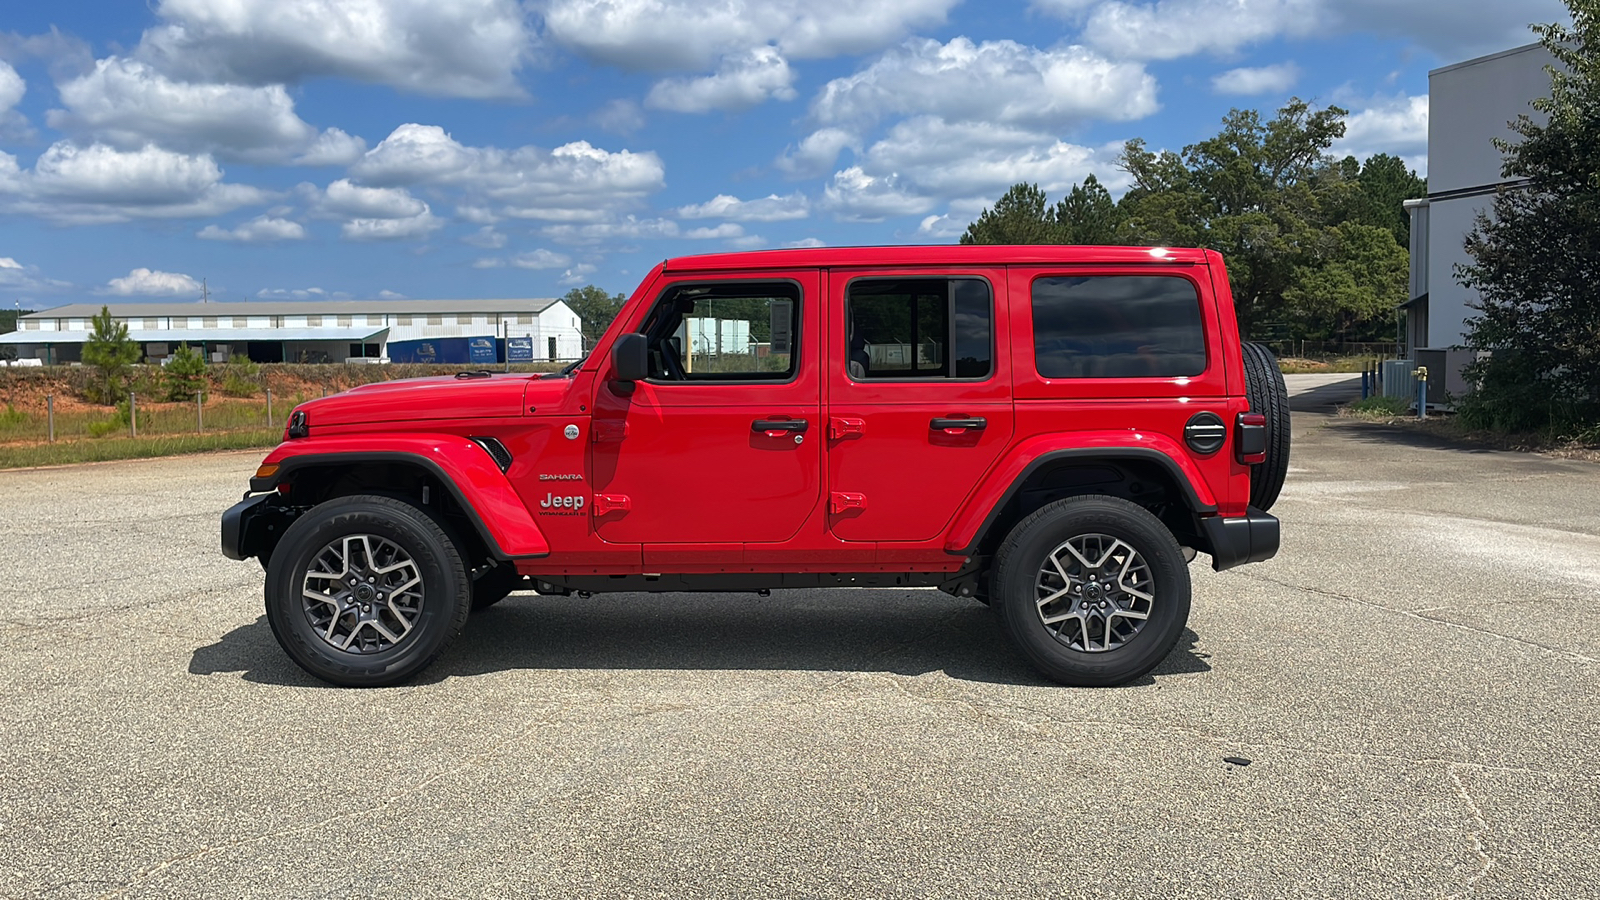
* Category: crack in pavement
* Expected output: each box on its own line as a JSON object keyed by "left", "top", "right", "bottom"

{"left": 1444, "top": 766, "right": 1496, "bottom": 900}
{"left": 1235, "top": 571, "right": 1597, "bottom": 664}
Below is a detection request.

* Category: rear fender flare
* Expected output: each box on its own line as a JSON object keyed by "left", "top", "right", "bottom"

{"left": 251, "top": 434, "right": 549, "bottom": 559}
{"left": 945, "top": 432, "right": 1217, "bottom": 556}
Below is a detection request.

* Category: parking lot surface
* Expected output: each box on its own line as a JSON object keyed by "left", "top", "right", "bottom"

{"left": 1, "top": 375, "right": 1596, "bottom": 899}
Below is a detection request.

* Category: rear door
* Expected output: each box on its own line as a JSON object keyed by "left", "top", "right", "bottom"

{"left": 825, "top": 268, "right": 1013, "bottom": 542}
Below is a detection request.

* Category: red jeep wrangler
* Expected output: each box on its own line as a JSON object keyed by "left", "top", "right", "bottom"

{"left": 222, "top": 245, "right": 1287, "bottom": 688}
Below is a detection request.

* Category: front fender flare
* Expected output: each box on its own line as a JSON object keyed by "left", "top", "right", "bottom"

{"left": 250, "top": 434, "right": 549, "bottom": 559}
{"left": 945, "top": 432, "right": 1218, "bottom": 556}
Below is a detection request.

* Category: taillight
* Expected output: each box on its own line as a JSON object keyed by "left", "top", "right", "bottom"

{"left": 1236, "top": 412, "right": 1267, "bottom": 464}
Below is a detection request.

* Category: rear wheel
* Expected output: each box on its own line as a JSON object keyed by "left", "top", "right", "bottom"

{"left": 1241, "top": 341, "right": 1291, "bottom": 511}
{"left": 265, "top": 494, "right": 471, "bottom": 687}
{"left": 992, "top": 496, "right": 1190, "bottom": 687}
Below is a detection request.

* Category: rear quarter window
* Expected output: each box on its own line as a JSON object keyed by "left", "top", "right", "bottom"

{"left": 1031, "top": 275, "right": 1207, "bottom": 378}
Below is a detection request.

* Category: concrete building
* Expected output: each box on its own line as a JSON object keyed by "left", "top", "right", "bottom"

{"left": 1404, "top": 42, "right": 1555, "bottom": 399}
{"left": 0, "top": 298, "right": 582, "bottom": 365}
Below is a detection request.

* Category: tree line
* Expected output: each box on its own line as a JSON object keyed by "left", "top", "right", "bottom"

{"left": 961, "top": 99, "right": 1425, "bottom": 345}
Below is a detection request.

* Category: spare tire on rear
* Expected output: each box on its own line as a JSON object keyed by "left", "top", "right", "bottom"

{"left": 1240, "top": 341, "right": 1291, "bottom": 511}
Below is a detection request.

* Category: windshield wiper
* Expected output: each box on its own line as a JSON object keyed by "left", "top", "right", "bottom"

{"left": 559, "top": 355, "right": 586, "bottom": 375}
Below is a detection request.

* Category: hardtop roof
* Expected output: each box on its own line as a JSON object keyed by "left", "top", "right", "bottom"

{"left": 663, "top": 244, "right": 1212, "bottom": 272}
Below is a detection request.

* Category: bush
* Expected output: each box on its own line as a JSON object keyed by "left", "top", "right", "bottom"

{"left": 88, "top": 405, "right": 130, "bottom": 438}
{"left": 1345, "top": 395, "right": 1410, "bottom": 416}
{"left": 221, "top": 361, "right": 260, "bottom": 398}
{"left": 164, "top": 344, "right": 207, "bottom": 402}
{"left": 0, "top": 404, "right": 27, "bottom": 427}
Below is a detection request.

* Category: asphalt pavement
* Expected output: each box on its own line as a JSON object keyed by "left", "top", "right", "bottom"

{"left": 1, "top": 374, "right": 1595, "bottom": 899}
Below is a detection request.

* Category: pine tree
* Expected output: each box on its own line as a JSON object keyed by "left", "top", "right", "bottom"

{"left": 81, "top": 305, "right": 141, "bottom": 403}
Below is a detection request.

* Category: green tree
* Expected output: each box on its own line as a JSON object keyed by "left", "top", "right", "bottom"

{"left": 1052, "top": 175, "right": 1128, "bottom": 244}
{"left": 164, "top": 344, "right": 207, "bottom": 401}
{"left": 1458, "top": 0, "right": 1600, "bottom": 434}
{"left": 562, "top": 285, "right": 628, "bottom": 348}
{"left": 1120, "top": 100, "right": 1349, "bottom": 335}
{"left": 81, "top": 305, "right": 141, "bottom": 403}
{"left": 961, "top": 183, "right": 1061, "bottom": 244}
{"left": 1283, "top": 223, "right": 1409, "bottom": 340}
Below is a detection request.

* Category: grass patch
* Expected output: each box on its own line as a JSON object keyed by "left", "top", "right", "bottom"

{"left": 1343, "top": 395, "right": 1411, "bottom": 417}
{"left": 0, "top": 429, "right": 280, "bottom": 469}
{"left": 1279, "top": 356, "right": 1382, "bottom": 374}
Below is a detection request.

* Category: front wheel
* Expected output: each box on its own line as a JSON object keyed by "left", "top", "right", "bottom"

{"left": 992, "top": 496, "right": 1191, "bottom": 687}
{"left": 264, "top": 494, "right": 471, "bottom": 687}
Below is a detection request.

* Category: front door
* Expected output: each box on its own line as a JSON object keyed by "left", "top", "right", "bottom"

{"left": 590, "top": 272, "right": 822, "bottom": 545}
{"left": 826, "top": 268, "right": 1014, "bottom": 543}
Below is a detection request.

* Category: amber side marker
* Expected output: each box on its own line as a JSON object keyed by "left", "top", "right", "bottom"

{"left": 255, "top": 464, "right": 279, "bottom": 479}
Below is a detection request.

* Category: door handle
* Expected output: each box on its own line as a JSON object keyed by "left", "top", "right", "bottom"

{"left": 930, "top": 417, "right": 987, "bottom": 431}
{"left": 752, "top": 419, "right": 809, "bottom": 434}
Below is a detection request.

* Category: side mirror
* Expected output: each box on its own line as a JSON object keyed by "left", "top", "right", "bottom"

{"left": 612, "top": 333, "right": 648, "bottom": 384}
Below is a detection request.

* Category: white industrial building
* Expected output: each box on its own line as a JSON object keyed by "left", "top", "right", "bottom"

{"left": 1403, "top": 42, "right": 1556, "bottom": 401}
{"left": 1, "top": 298, "right": 582, "bottom": 365}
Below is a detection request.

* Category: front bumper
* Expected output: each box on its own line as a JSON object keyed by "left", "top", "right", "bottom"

{"left": 1200, "top": 507, "right": 1280, "bottom": 572}
{"left": 221, "top": 493, "right": 300, "bottom": 561}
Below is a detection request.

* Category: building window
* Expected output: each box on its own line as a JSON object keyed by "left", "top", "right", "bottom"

{"left": 203, "top": 317, "right": 218, "bottom": 329}
{"left": 519, "top": 314, "right": 533, "bottom": 325}
{"left": 338, "top": 315, "right": 352, "bottom": 327}
{"left": 307, "top": 315, "right": 322, "bottom": 327}
{"left": 397, "top": 315, "right": 413, "bottom": 326}
{"left": 1031, "top": 275, "right": 1207, "bottom": 378}
{"left": 457, "top": 315, "right": 472, "bottom": 325}
{"left": 845, "top": 278, "right": 993, "bottom": 380}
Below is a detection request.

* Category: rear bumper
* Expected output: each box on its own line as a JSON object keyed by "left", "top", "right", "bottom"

{"left": 1200, "top": 507, "right": 1280, "bottom": 571}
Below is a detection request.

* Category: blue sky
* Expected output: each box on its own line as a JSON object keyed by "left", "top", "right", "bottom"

{"left": 0, "top": 0, "right": 1570, "bottom": 309}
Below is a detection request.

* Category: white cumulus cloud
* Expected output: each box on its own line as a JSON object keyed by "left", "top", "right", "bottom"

{"left": 100, "top": 267, "right": 202, "bottom": 297}
{"left": 48, "top": 57, "right": 320, "bottom": 163}
{"left": 317, "top": 179, "right": 427, "bottom": 219}
{"left": 0, "top": 142, "right": 267, "bottom": 224}
{"left": 775, "top": 127, "right": 857, "bottom": 177}
{"left": 1212, "top": 63, "right": 1301, "bottom": 95}
{"left": 812, "top": 37, "right": 1158, "bottom": 130}
{"left": 676, "top": 192, "right": 810, "bottom": 222}
{"left": 197, "top": 216, "right": 307, "bottom": 242}
{"left": 1332, "top": 93, "right": 1430, "bottom": 173}
{"left": 510, "top": 249, "right": 573, "bottom": 269}
{"left": 646, "top": 46, "right": 797, "bottom": 113}
{"left": 348, "top": 123, "right": 666, "bottom": 221}
{"left": 295, "top": 128, "right": 368, "bottom": 166}
{"left": 0, "top": 59, "right": 28, "bottom": 139}
{"left": 341, "top": 210, "right": 443, "bottom": 241}
{"left": 542, "top": 0, "right": 959, "bottom": 70}
{"left": 138, "top": 0, "right": 534, "bottom": 98}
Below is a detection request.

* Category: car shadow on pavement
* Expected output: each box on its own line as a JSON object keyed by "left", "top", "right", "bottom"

{"left": 1332, "top": 418, "right": 1506, "bottom": 455}
{"left": 189, "top": 595, "right": 1211, "bottom": 689}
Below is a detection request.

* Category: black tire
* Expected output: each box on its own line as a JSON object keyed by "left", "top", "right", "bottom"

{"left": 1241, "top": 341, "right": 1291, "bottom": 511}
{"left": 470, "top": 563, "right": 525, "bottom": 611}
{"left": 265, "top": 494, "right": 471, "bottom": 687}
{"left": 992, "top": 496, "right": 1191, "bottom": 687}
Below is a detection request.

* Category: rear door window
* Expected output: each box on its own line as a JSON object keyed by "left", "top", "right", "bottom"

{"left": 1031, "top": 275, "right": 1206, "bottom": 378}
{"left": 846, "top": 278, "right": 993, "bottom": 380}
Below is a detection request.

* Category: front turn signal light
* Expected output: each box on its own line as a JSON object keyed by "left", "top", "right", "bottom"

{"left": 255, "top": 464, "right": 279, "bottom": 479}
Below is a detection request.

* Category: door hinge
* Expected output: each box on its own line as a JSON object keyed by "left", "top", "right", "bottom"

{"left": 829, "top": 416, "right": 865, "bottom": 439}
{"left": 829, "top": 491, "right": 867, "bottom": 514}
{"left": 594, "top": 494, "right": 631, "bottom": 516}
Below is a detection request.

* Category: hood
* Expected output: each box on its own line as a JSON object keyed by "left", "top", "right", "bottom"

{"left": 300, "top": 374, "right": 543, "bottom": 427}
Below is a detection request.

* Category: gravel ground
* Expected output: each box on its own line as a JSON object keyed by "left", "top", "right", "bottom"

{"left": 1, "top": 375, "right": 1596, "bottom": 899}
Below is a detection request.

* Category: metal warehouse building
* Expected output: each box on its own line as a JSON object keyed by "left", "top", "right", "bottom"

{"left": 1403, "top": 41, "right": 1556, "bottom": 401}
{"left": 1, "top": 298, "right": 582, "bottom": 365}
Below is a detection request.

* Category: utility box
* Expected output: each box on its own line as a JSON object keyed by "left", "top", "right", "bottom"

{"left": 1381, "top": 359, "right": 1416, "bottom": 400}
{"left": 1414, "top": 349, "right": 1480, "bottom": 406}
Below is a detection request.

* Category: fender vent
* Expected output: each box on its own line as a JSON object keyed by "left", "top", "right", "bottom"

{"left": 1184, "top": 412, "right": 1226, "bottom": 455}
{"left": 471, "top": 437, "right": 513, "bottom": 472}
